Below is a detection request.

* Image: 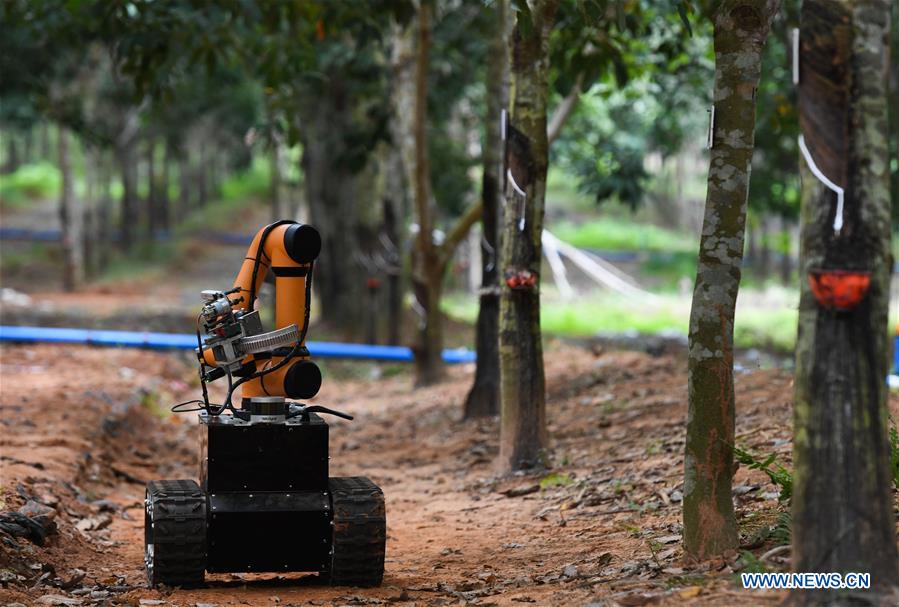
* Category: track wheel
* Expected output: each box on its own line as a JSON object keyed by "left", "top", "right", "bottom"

{"left": 144, "top": 480, "right": 207, "bottom": 588}
{"left": 326, "top": 477, "right": 386, "bottom": 587}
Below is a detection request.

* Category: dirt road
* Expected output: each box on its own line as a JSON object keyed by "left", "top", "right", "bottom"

{"left": 3, "top": 341, "right": 894, "bottom": 606}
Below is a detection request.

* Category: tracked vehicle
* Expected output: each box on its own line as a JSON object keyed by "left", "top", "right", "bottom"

{"left": 144, "top": 221, "right": 386, "bottom": 588}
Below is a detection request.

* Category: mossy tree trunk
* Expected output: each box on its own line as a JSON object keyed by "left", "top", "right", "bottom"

{"left": 683, "top": 0, "right": 779, "bottom": 560}
{"left": 790, "top": 1, "right": 897, "bottom": 602}
{"left": 464, "top": 0, "right": 509, "bottom": 419}
{"left": 498, "top": 0, "right": 559, "bottom": 471}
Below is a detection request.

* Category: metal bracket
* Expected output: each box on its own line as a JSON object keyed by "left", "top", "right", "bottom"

{"left": 792, "top": 28, "right": 800, "bottom": 85}
{"left": 798, "top": 134, "right": 845, "bottom": 234}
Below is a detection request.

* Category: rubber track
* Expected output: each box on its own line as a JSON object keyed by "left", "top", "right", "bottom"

{"left": 328, "top": 477, "right": 386, "bottom": 587}
{"left": 145, "top": 479, "right": 206, "bottom": 587}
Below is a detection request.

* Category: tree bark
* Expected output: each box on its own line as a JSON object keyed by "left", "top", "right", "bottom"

{"left": 97, "top": 156, "right": 112, "bottom": 271}
{"left": 178, "top": 149, "right": 191, "bottom": 218}
{"left": 3, "top": 134, "right": 20, "bottom": 174}
{"left": 790, "top": 1, "right": 897, "bottom": 601}
{"left": 159, "top": 140, "right": 171, "bottom": 233}
{"left": 57, "top": 129, "right": 83, "bottom": 291}
{"left": 408, "top": 0, "right": 447, "bottom": 386}
{"left": 271, "top": 139, "right": 283, "bottom": 221}
{"left": 301, "top": 79, "right": 368, "bottom": 337}
{"left": 464, "top": 0, "right": 509, "bottom": 419}
{"left": 118, "top": 138, "right": 138, "bottom": 251}
{"left": 683, "top": 0, "right": 779, "bottom": 560}
{"left": 778, "top": 215, "right": 791, "bottom": 285}
{"left": 383, "top": 196, "right": 402, "bottom": 346}
{"left": 498, "top": 0, "right": 559, "bottom": 471}
{"left": 756, "top": 214, "right": 771, "bottom": 281}
{"left": 146, "top": 139, "right": 157, "bottom": 241}
{"left": 546, "top": 72, "right": 583, "bottom": 146}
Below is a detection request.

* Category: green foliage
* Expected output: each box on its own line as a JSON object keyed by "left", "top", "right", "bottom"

{"left": 220, "top": 157, "right": 271, "bottom": 203}
{"left": 737, "top": 550, "right": 769, "bottom": 574}
{"left": 748, "top": 13, "right": 800, "bottom": 220}
{"left": 745, "top": 510, "right": 792, "bottom": 547}
{"left": 733, "top": 445, "right": 793, "bottom": 503}
{"left": 0, "top": 161, "right": 60, "bottom": 205}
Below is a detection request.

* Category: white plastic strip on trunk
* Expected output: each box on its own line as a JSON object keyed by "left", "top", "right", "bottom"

{"left": 798, "top": 134, "right": 845, "bottom": 234}
{"left": 542, "top": 230, "right": 658, "bottom": 301}
{"left": 542, "top": 232, "right": 575, "bottom": 300}
{"left": 792, "top": 28, "right": 800, "bottom": 85}
{"left": 707, "top": 105, "right": 715, "bottom": 149}
{"left": 507, "top": 169, "right": 527, "bottom": 231}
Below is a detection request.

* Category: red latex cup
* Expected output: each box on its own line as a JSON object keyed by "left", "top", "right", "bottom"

{"left": 808, "top": 269, "right": 871, "bottom": 311}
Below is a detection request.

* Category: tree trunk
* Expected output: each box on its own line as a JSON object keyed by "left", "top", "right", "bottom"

{"left": 197, "top": 142, "right": 208, "bottom": 208}
{"left": 178, "top": 150, "right": 191, "bottom": 218}
{"left": 747, "top": 216, "right": 759, "bottom": 271}
{"left": 3, "top": 134, "right": 20, "bottom": 174}
{"left": 464, "top": 0, "right": 509, "bottom": 419}
{"left": 146, "top": 139, "right": 157, "bottom": 241}
{"left": 159, "top": 140, "right": 171, "bottom": 233}
{"left": 82, "top": 145, "right": 99, "bottom": 280}
{"left": 98, "top": 157, "right": 112, "bottom": 271}
{"left": 383, "top": 197, "right": 403, "bottom": 346}
{"left": 790, "top": 1, "right": 897, "bottom": 601}
{"left": 301, "top": 81, "right": 368, "bottom": 337}
{"left": 57, "top": 129, "right": 83, "bottom": 291}
{"left": 39, "top": 123, "right": 52, "bottom": 161}
{"left": 683, "top": 0, "right": 778, "bottom": 560}
{"left": 498, "top": 0, "right": 559, "bottom": 471}
{"left": 408, "top": 1, "right": 446, "bottom": 386}
{"left": 271, "top": 140, "right": 283, "bottom": 221}
{"left": 778, "top": 215, "right": 791, "bottom": 285}
{"left": 756, "top": 214, "right": 771, "bottom": 281}
{"left": 118, "top": 139, "right": 138, "bottom": 252}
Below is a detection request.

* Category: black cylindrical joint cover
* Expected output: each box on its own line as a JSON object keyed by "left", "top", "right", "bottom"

{"left": 283, "top": 223, "right": 321, "bottom": 264}
{"left": 284, "top": 359, "right": 322, "bottom": 399}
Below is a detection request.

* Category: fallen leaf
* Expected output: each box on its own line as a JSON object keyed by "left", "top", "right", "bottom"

{"left": 678, "top": 586, "right": 702, "bottom": 599}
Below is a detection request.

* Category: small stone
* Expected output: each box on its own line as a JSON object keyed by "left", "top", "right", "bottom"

{"left": 562, "top": 564, "right": 578, "bottom": 578}
{"left": 19, "top": 500, "right": 56, "bottom": 519}
{"left": 139, "top": 600, "right": 166, "bottom": 606}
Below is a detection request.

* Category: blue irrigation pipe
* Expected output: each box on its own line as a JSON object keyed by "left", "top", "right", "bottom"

{"left": 0, "top": 325, "right": 475, "bottom": 364}
{"left": 894, "top": 334, "right": 899, "bottom": 375}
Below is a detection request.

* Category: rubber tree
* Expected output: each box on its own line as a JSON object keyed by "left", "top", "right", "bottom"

{"left": 463, "top": 0, "right": 509, "bottom": 419}
{"left": 57, "top": 127, "right": 83, "bottom": 291}
{"left": 498, "top": 0, "right": 560, "bottom": 471}
{"left": 683, "top": 0, "right": 779, "bottom": 560}
{"left": 408, "top": 0, "right": 483, "bottom": 386}
{"left": 790, "top": 0, "right": 897, "bottom": 600}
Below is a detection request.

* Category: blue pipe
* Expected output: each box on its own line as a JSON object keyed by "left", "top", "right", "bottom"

{"left": 0, "top": 325, "right": 475, "bottom": 364}
{"left": 894, "top": 334, "right": 899, "bottom": 375}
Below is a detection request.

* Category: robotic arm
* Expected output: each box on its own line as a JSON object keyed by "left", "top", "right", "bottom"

{"left": 195, "top": 221, "right": 323, "bottom": 413}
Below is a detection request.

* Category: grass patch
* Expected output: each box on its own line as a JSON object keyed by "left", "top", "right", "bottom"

{"left": 539, "top": 472, "right": 573, "bottom": 489}
{"left": 444, "top": 289, "right": 800, "bottom": 353}
{"left": 0, "top": 162, "right": 60, "bottom": 207}
{"left": 551, "top": 217, "right": 695, "bottom": 253}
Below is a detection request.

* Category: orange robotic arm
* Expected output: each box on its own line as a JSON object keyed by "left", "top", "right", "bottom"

{"left": 201, "top": 221, "right": 322, "bottom": 406}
